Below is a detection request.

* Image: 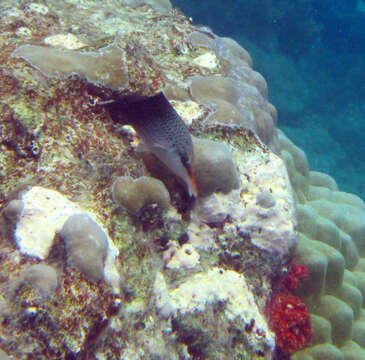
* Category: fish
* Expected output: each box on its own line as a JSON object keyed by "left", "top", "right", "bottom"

{"left": 100, "top": 92, "right": 198, "bottom": 198}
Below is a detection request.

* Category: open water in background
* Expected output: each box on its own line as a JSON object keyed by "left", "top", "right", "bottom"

{"left": 173, "top": 0, "right": 365, "bottom": 200}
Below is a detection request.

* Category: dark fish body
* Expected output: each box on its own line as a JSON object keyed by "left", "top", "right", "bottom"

{"left": 102, "top": 92, "right": 198, "bottom": 197}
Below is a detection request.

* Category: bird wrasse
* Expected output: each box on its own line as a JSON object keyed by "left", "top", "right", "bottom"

{"left": 100, "top": 92, "right": 198, "bottom": 198}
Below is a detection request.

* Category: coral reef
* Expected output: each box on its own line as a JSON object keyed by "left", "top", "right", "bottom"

{"left": 0, "top": 0, "right": 295, "bottom": 359}
{"left": 5, "top": 0, "right": 363, "bottom": 359}
{"left": 277, "top": 130, "right": 365, "bottom": 359}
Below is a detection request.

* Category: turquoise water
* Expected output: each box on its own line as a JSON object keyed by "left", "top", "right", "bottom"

{"left": 173, "top": 0, "right": 365, "bottom": 200}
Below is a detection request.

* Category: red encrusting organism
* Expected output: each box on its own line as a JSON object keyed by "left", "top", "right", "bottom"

{"left": 281, "top": 262, "right": 309, "bottom": 291}
{"left": 268, "top": 261, "right": 312, "bottom": 358}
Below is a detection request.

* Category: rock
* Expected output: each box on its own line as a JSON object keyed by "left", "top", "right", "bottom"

{"left": 14, "top": 187, "right": 80, "bottom": 259}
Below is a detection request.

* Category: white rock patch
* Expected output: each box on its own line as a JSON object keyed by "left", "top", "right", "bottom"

{"left": 163, "top": 242, "right": 200, "bottom": 270}
{"left": 193, "top": 53, "right": 218, "bottom": 69}
{"left": 14, "top": 186, "right": 120, "bottom": 289}
{"left": 44, "top": 33, "right": 87, "bottom": 50}
{"left": 154, "top": 267, "right": 275, "bottom": 350}
{"left": 15, "top": 186, "right": 80, "bottom": 259}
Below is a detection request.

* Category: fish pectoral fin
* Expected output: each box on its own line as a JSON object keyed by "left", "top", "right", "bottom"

{"left": 137, "top": 139, "right": 172, "bottom": 153}
{"left": 148, "top": 140, "right": 172, "bottom": 152}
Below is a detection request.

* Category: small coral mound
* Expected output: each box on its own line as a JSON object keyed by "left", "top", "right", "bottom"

{"left": 111, "top": 176, "right": 171, "bottom": 214}
{"left": 268, "top": 262, "right": 312, "bottom": 357}
{"left": 2, "top": 199, "right": 23, "bottom": 223}
{"left": 21, "top": 264, "right": 58, "bottom": 298}
{"left": 192, "top": 137, "right": 240, "bottom": 197}
{"left": 60, "top": 213, "right": 109, "bottom": 283}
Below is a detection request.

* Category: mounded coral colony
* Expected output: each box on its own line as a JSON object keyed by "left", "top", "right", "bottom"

{"left": 0, "top": 1, "right": 364, "bottom": 360}
{"left": 278, "top": 130, "right": 365, "bottom": 360}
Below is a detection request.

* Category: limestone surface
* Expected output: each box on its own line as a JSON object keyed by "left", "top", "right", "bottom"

{"left": 154, "top": 268, "right": 275, "bottom": 352}
{"left": 15, "top": 186, "right": 80, "bottom": 259}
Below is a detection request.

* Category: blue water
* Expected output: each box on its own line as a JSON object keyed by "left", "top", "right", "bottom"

{"left": 173, "top": 0, "right": 365, "bottom": 200}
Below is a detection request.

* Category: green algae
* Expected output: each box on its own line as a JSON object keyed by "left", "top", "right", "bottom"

{"left": 111, "top": 212, "right": 155, "bottom": 301}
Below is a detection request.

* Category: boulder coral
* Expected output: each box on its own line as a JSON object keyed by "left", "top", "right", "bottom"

{"left": 277, "top": 130, "right": 365, "bottom": 359}
{"left": 111, "top": 176, "right": 171, "bottom": 214}
{"left": 191, "top": 137, "right": 241, "bottom": 197}
{"left": 60, "top": 213, "right": 109, "bottom": 283}
{"left": 188, "top": 75, "right": 277, "bottom": 151}
{"left": 187, "top": 31, "right": 278, "bottom": 152}
{"left": 20, "top": 264, "right": 58, "bottom": 298}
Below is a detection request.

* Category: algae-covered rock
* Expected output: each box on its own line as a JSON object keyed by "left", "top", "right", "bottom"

{"left": 0, "top": 0, "right": 300, "bottom": 358}
{"left": 154, "top": 268, "right": 275, "bottom": 355}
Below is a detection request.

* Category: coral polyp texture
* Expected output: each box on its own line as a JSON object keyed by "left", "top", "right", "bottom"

{"left": 1, "top": 0, "right": 361, "bottom": 359}
{"left": 277, "top": 129, "right": 365, "bottom": 359}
